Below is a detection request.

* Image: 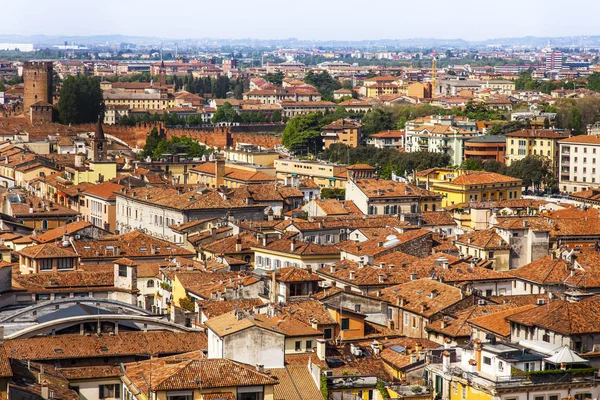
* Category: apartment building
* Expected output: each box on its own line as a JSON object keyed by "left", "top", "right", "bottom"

{"left": 463, "top": 135, "right": 506, "bottom": 162}
{"left": 417, "top": 170, "right": 523, "bottom": 208}
{"left": 558, "top": 134, "right": 600, "bottom": 193}
{"left": 274, "top": 158, "right": 348, "bottom": 189}
{"left": 321, "top": 119, "right": 363, "bottom": 149}
{"left": 367, "top": 130, "right": 405, "bottom": 150}
{"left": 505, "top": 129, "right": 570, "bottom": 170}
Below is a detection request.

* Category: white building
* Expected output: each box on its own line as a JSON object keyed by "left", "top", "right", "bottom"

{"left": 558, "top": 134, "right": 600, "bottom": 193}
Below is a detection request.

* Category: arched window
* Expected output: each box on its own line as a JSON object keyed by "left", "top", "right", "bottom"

{"left": 147, "top": 280, "right": 154, "bottom": 288}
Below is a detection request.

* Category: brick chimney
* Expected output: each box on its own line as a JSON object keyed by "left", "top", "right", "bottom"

{"left": 215, "top": 159, "right": 225, "bottom": 187}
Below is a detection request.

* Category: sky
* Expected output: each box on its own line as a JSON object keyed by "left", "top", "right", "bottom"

{"left": 4, "top": 0, "right": 600, "bottom": 41}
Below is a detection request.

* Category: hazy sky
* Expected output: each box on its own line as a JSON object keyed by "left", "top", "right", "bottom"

{"left": 4, "top": 0, "right": 600, "bottom": 41}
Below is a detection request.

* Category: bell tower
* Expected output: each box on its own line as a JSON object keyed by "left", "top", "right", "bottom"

{"left": 91, "top": 117, "right": 107, "bottom": 162}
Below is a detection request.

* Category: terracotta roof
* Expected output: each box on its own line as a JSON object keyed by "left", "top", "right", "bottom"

{"left": 427, "top": 304, "right": 520, "bottom": 339}
{"left": 31, "top": 221, "right": 96, "bottom": 244}
{"left": 420, "top": 211, "right": 455, "bottom": 226}
{"left": 11, "top": 269, "right": 119, "bottom": 293}
{"left": 72, "top": 231, "right": 195, "bottom": 259}
{"left": 506, "top": 296, "right": 600, "bottom": 335}
{"left": 455, "top": 229, "right": 510, "bottom": 250}
{"left": 353, "top": 179, "right": 441, "bottom": 199}
{"left": 511, "top": 252, "right": 600, "bottom": 289}
{"left": 4, "top": 332, "right": 208, "bottom": 361}
{"left": 281, "top": 299, "right": 336, "bottom": 326}
{"left": 202, "top": 232, "right": 258, "bottom": 255}
{"left": 17, "top": 243, "right": 78, "bottom": 259}
{"left": 505, "top": 129, "right": 569, "bottom": 139}
{"left": 123, "top": 352, "right": 277, "bottom": 392}
{"left": 58, "top": 365, "right": 121, "bottom": 380}
{"left": 268, "top": 267, "right": 323, "bottom": 283}
{"left": 494, "top": 216, "right": 553, "bottom": 232}
{"left": 560, "top": 134, "right": 600, "bottom": 145}
{"left": 369, "top": 130, "right": 405, "bottom": 138}
{"left": 116, "top": 186, "right": 265, "bottom": 211}
{"left": 449, "top": 171, "right": 521, "bottom": 186}
{"left": 83, "top": 181, "right": 124, "bottom": 200}
{"left": 337, "top": 229, "right": 432, "bottom": 257}
{"left": 0, "top": 347, "right": 11, "bottom": 378}
{"left": 380, "top": 278, "right": 465, "bottom": 317}
{"left": 271, "top": 365, "right": 323, "bottom": 400}
{"left": 206, "top": 311, "right": 321, "bottom": 338}
{"left": 468, "top": 305, "right": 537, "bottom": 337}
{"left": 197, "top": 298, "right": 264, "bottom": 319}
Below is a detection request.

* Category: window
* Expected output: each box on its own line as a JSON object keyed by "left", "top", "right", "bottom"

{"left": 167, "top": 395, "right": 192, "bottom": 400}
{"left": 324, "top": 328, "right": 333, "bottom": 340}
{"left": 548, "top": 395, "right": 560, "bottom": 400}
{"left": 483, "top": 356, "right": 492, "bottom": 365}
{"left": 147, "top": 280, "right": 154, "bottom": 288}
{"left": 118, "top": 266, "right": 128, "bottom": 277}
{"left": 543, "top": 332, "right": 550, "bottom": 342}
{"left": 36, "top": 294, "right": 51, "bottom": 301}
{"left": 574, "top": 394, "right": 592, "bottom": 400}
{"left": 533, "top": 396, "right": 545, "bottom": 400}
{"left": 39, "top": 259, "right": 53, "bottom": 271}
{"left": 99, "top": 384, "right": 120, "bottom": 399}
{"left": 295, "top": 341, "right": 301, "bottom": 351}
{"left": 237, "top": 386, "right": 264, "bottom": 400}
{"left": 412, "top": 316, "right": 417, "bottom": 328}
{"left": 341, "top": 318, "right": 350, "bottom": 330}
{"left": 306, "top": 340, "right": 312, "bottom": 350}
{"left": 354, "top": 304, "right": 361, "bottom": 312}
{"left": 57, "top": 258, "right": 73, "bottom": 270}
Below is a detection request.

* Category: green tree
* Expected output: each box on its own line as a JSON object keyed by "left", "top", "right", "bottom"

{"left": 58, "top": 75, "right": 105, "bottom": 124}
{"left": 282, "top": 112, "right": 323, "bottom": 151}
{"left": 304, "top": 70, "right": 342, "bottom": 99}
{"left": 271, "top": 110, "right": 282, "bottom": 123}
{"left": 506, "top": 156, "right": 550, "bottom": 191}
{"left": 587, "top": 72, "right": 600, "bottom": 93}
{"left": 264, "top": 71, "right": 284, "bottom": 86}
{"left": 543, "top": 117, "right": 550, "bottom": 129}
{"left": 483, "top": 160, "right": 507, "bottom": 174}
{"left": 461, "top": 158, "right": 484, "bottom": 171}
{"left": 142, "top": 127, "right": 162, "bottom": 157}
{"left": 360, "top": 108, "right": 395, "bottom": 135}
{"left": 212, "top": 102, "right": 239, "bottom": 123}
{"left": 178, "top": 296, "right": 196, "bottom": 313}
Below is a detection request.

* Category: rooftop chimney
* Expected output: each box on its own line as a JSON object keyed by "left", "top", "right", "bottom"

{"left": 316, "top": 339, "right": 326, "bottom": 361}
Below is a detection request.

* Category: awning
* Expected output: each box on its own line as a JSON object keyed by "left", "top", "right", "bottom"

{"left": 544, "top": 346, "right": 588, "bottom": 365}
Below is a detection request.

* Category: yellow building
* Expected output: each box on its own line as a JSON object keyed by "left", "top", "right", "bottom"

{"left": 64, "top": 161, "right": 118, "bottom": 185}
{"left": 274, "top": 158, "right": 348, "bottom": 189}
{"left": 417, "top": 169, "right": 522, "bottom": 208}
{"left": 324, "top": 304, "right": 366, "bottom": 340}
{"left": 103, "top": 90, "right": 175, "bottom": 112}
{"left": 189, "top": 159, "right": 279, "bottom": 188}
{"left": 505, "top": 129, "right": 570, "bottom": 170}
{"left": 223, "top": 148, "right": 280, "bottom": 166}
{"left": 14, "top": 163, "right": 60, "bottom": 187}
{"left": 322, "top": 119, "right": 363, "bottom": 149}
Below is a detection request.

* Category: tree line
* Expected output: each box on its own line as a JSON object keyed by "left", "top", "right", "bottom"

{"left": 320, "top": 143, "right": 451, "bottom": 179}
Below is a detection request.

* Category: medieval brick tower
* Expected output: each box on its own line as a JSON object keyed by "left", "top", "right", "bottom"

{"left": 23, "top": 61, "right": 53, "bottom": 113}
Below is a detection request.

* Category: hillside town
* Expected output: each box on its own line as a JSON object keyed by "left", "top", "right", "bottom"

{"left": 2, "top": 33, "right": 600, "bottom": 400}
